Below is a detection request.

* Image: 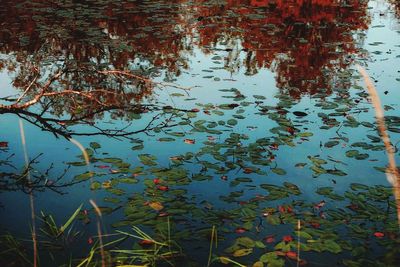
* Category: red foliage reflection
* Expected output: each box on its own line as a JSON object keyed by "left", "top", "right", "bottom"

{"left": 0, "top": 0, "right": 370, "bottom": 103}
{"left": 195, "top": 0, "right": 369, "bottom": 97}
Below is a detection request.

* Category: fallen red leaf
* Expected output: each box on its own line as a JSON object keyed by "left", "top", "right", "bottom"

{"left": 264, "top": 235, "right": 275, "bottom": 243}
{"left": 157, "top": 185, "right": 169, "bottom": 191}
{"left": 139, "top": 239, "right": 154, "bottom": 246}
{"left": 235, "top": 227, "right": 246, "bottom": 234}
{"left": 96, "top": 165, "right": 110, "bottom": 169}
{"left": 347, "top": 203, "right": 359, "bottom": 211}
{"left": 287, "top": 127, "right": 295, "bottom": 135}
{"left": 314, "top": 200, "right": 326, "bottom": 209}
{"left": 269, "top": 143, "right": 279, "bottom": 150}
{"left": 286, "top": 251, "right": 297, "bottom": 260}
{"left": 87, "top": 237, "right": 93, "bottom": 245}
{"left": 243, "top": 168, "right": 253, "bottom": 174}
{"left": 278, "top": 205, "right": 286, "bottom": 213}
{"left": 191, "top": 108, "right": 200, "bottom": 112}
{"left": 374, "top": 232, "right": 384, "bottom": 238}
{"left": 275, "top": 251, "right": 286, "bottom": 256}
{"left": 310, "top": 222, "right": 320, "bottom": 229}
{"left": 283, "top": 235, "right": 293, "bottom": 242}
{"left": 299, "top": 259, "right": 308, "bottom": 266}
{"left": 220, "top": 175, "right": 228, "bottom": 181}
{"left": 0, "top": 142, "right": 8, "bottom": 148}
{"left": 207, "top": 136, "right": 216, "bottom": 141}
{"left": 153, "top": 178, "right": 161, "bottom": 184}
{"left": 184, "top": 139, "right": 195, "bottom": 144}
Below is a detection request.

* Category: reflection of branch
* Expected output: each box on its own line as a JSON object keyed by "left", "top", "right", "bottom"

{"left": 0, "top": 70, "right": 64, "bottom": 110}
{"left": 15, "top": 71, "right": 40, "bottom": 104}
{"left": 0, "top": 153, "right": 83, "bottom": 195}
{"left": 72, "top": 113, "right": 180, "bottom": 139}
{"left": 0, "top": 64, "right": 194, "bottom": 140}
{"left": 43, "top": 90, "right": 106, "bottom": 106}
{"left": 1, "top": 104, "right": 188, "bottom": 141}
{"left": 99, "top": 70, "right": 194, "bottom": 94}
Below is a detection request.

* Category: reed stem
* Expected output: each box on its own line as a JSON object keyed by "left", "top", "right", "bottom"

{"left": 357, "top": 65, "right": 400, "bottom": 226}
{"left": 19, "top": 120, "right": 38, "bottom": 267}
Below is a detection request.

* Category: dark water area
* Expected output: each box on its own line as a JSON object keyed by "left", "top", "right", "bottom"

{"left": 1, "top": 0, "right": 400, "bottom": 266}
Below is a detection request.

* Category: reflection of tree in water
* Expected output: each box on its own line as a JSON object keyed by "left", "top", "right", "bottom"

{"left": 0, "top": 0, "right": 191, "bottom": 98}
{"left": 0, "top": 0, "right": 190, "bottom": 72}
{"left": 392, "top": 0, "right": 400, "bottom": 18}
{"left": 0, "top": 0, "right": 194, "bottom": 138}
{"left": 0, "top": 0, "right": 371, "bottom": 139}
{"left": 195, "top": 0, "right": 369, "bottom": 97}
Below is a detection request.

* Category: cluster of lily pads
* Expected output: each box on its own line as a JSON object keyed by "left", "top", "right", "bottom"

{"left": 2, "top": 63, "right": 400, "bottom": 266}
{"left": 25, "top": 75, "right": 392, "bottom": 266}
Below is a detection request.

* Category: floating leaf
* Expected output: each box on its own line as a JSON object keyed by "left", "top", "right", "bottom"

{"left": 323, "top": 240, "right": 342, "bottom": 253}
{"left": 149, "top": 202, "right": 164, "bottom": 211}
{"left": 227, "top": 119, "right": 238, "bottom": 126}
{"left": 90, "top": 181, "right": 101, "bottom": 190}
{"left": 158, "top": 137, "right": 175, "bottom": 142}
{"left": 233, "top": 248, "right": 253, "bottom": 257}
{"left": 74, "top": 172, "right": 94, "bottom": 181}
{"left": 184, "top": 139, "right": 195, "bottom": 144}
{"left": 316, "top": 187, "right": 333, "bottom": 195}
{"left": 138, "top": 154, "right": 157, "bottom": 166}
{"left": 236, "top": 237, "right": 255, "bottom": 248}
{"left": 324, "top": 141, "right": 339, "bottom": 148}
{"left": 131, "top": 143, "right": 144, "bottom": 150}
{"left": 272, "top": 168, "right": 286, "bottom": 175}
{"left": 102, "top": 180, "right": 112, "bottom": 189}
{"left": 253, "top": 261, "right": 264, "bottom": 267}
{"left": 267, "top": 215, "right": 280, "bottom": 225}
{"left": 90, "top": 142, "right": 101, "bottom": 150}
{"left": 293, "top": 111, "right": 308, "bottom": 117}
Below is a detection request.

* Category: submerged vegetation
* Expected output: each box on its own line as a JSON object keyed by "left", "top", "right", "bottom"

{"left": 1, "top": 0, "right": 400, "bottom": 266}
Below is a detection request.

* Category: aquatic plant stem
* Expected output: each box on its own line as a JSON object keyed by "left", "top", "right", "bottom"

{"left": 297, "top": 220, "right": 301, "bottom": 267}
{"left": 207, "top": 226, "right": 216, "bottom": 267}
{"left": 90, "top": 199, "right": 106, "bottom": 267}
{"left": 19, "top": 119, "right": 38, "bottom": 267}
{"left": 70, "top": 138, "right": 106, "bottom": 266}
{"left": 357, "top": 65, "right": 400, "bottom": 226}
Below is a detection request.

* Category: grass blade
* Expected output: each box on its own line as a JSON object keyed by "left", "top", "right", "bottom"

{"left": 58, "top": 204, "right": 83, "bottom": 236}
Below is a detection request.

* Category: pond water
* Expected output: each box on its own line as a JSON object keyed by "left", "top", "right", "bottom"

{"left": 1, "top": 0, "right": 400, "bottom": 266}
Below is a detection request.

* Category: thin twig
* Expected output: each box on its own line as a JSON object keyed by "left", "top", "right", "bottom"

{"left": 98, "top": 69, "right": 194, "bottom": 93}
{"left": 16, "top": 73, "right": 39, "bottom": 104}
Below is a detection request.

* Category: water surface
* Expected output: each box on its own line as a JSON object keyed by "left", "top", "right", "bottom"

{"left": 1, "top": 1, "right": 400, "bottom": 266}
